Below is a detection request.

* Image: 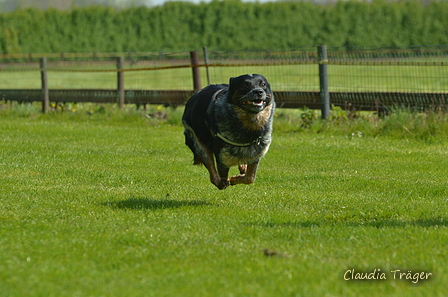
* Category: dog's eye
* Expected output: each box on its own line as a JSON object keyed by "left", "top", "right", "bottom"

{"left": 242, "top": 82, "right": 251, "bottom": 89}
{"left": 261, "top": 82, "right": 267, "bottom": 88}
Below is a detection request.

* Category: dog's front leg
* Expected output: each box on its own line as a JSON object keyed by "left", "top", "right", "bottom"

{"left": 200, "top": 153, "right": 229, "bottom": 190}
{"left": 230, "top": 161, "right": 259, "bottom": 185}
{"left": 201, "top": 148, "right": 229, "bottom": 190}
{"left": 216, "top": 162, "right": 230, "bottom": 189}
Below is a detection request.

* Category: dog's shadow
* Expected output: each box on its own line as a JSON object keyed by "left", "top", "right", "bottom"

{"left": 103, "top": 197, "right": 211, "bottom": 210}
{"left": 246, "top": 217, "right": 448, "bottom": 229}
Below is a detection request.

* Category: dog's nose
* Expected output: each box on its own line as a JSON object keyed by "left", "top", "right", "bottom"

{"left": 254, "top": 89, "right": 264, "bottom": 96}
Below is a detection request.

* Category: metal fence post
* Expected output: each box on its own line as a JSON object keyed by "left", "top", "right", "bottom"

{"left": 117, "top": 56, "right": 125, "bottom": 109}
{"left": 190, "top": 50, "right": 201, "bottom": 92}
{"left": 318, "top": 45, "right": 330, "bottom": 120}
{"left": 40, "top": 57, "right": 49, "bottom": 113}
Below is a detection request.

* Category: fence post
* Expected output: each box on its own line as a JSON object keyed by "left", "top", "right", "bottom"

{"left": 203, "top": 46, "right": 211, "bottom": 85}
{"left": 40, "top": 57, "right": 49, "bottom": 113}
{"left": 318, "top": 45, "right": 330, "bottom": 120}
{"left": 190, "top": 50, "right": 201, "bottom": 92}
{"left": 117, "top": 56, "right": 125, "bottom": 109}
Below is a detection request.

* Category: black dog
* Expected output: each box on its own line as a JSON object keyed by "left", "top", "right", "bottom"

{"left": 182, "top": 74, "right": 275, "bottom": 190}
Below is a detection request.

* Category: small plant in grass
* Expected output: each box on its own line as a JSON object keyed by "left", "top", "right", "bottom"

{"left": 329, "top": 105, "right": 348, "bottom": 124}
{"left": 299, "top": 107, "right": 318, "bottom": 129}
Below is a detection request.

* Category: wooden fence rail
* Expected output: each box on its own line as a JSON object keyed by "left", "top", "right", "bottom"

{"left": 1, "top": 46, "right": 448, "bottom": 116}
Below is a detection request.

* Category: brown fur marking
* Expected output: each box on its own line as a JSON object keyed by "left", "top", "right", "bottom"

{"left": 234, "top": 104, "right": 273, "bottom": 131}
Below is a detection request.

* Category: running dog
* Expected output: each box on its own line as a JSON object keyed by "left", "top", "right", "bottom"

{"left": 182, "top": 74, "right": 275, "bottom": 190}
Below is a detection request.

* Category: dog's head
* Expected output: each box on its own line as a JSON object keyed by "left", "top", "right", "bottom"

{"left": 228, "top": 74, "right": 274, "bottom": 113}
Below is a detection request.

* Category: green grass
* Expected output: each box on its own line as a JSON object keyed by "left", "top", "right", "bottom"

{"left": 0, "top": 104, "right": 447, "bottom": 296}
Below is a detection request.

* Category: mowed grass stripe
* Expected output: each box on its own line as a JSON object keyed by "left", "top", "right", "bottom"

{"left": 0, "top": 112, "right": 447, "bottom": 296}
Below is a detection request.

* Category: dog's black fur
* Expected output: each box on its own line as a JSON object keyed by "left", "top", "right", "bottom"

{"left": 182, "top": 74, "right": 275, "bottom": 189}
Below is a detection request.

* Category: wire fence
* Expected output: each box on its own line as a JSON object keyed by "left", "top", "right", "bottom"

{"left": 1, "top": 45, "right": 447, "bottom": 113}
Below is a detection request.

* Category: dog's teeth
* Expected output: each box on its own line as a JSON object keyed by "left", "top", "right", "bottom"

{"left": 242, "top": 100, "right": 264, "bottom": 107}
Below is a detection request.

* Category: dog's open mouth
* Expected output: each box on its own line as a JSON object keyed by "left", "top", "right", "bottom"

{"left": 242, "top": 99, "right": 265, "bottom": 106}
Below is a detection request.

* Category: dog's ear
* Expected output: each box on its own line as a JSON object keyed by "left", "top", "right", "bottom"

{"left": 228, "top": 77, "right": 238, "bottom": 103}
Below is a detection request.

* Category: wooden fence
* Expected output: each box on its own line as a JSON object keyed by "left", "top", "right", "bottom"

{"left": 1, "top": 46, "right": 448, "bottom": 117}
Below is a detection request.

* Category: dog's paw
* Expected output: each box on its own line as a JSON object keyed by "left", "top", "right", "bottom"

{"left": 214, "top": 178, "right": 230, "bottom": 190}
{"left": 238, "top": 164, "right": 247, "bottom": 175}
{"left": 230, "top": 173, "right": 257, "bottom": 185}
{"left": 230, "top": 174, "right": 247, "bottom": 185}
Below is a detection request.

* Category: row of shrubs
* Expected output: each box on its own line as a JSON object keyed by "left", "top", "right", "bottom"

{"left": 2, "top": 101, "right": 447, "bottom": 142}
{"left": 1, "top": 0, "right": 448, "bottom": 54}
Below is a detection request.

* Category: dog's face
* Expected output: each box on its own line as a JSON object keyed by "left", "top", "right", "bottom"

{"left": 228, "top": 74, "right": 273, "bottom": 113}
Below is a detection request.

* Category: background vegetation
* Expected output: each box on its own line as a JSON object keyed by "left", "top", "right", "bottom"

{"left": 1, "top": 0, "right": 448, "bottom": 54}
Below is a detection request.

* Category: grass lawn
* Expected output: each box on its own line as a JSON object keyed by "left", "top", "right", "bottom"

{"left": 0, "top": 105, "right": 447, "bottom": 296}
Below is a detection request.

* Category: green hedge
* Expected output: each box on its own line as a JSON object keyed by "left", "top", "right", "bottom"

{"left": 1, "top": 0, "right": 448, "bottom": 54}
